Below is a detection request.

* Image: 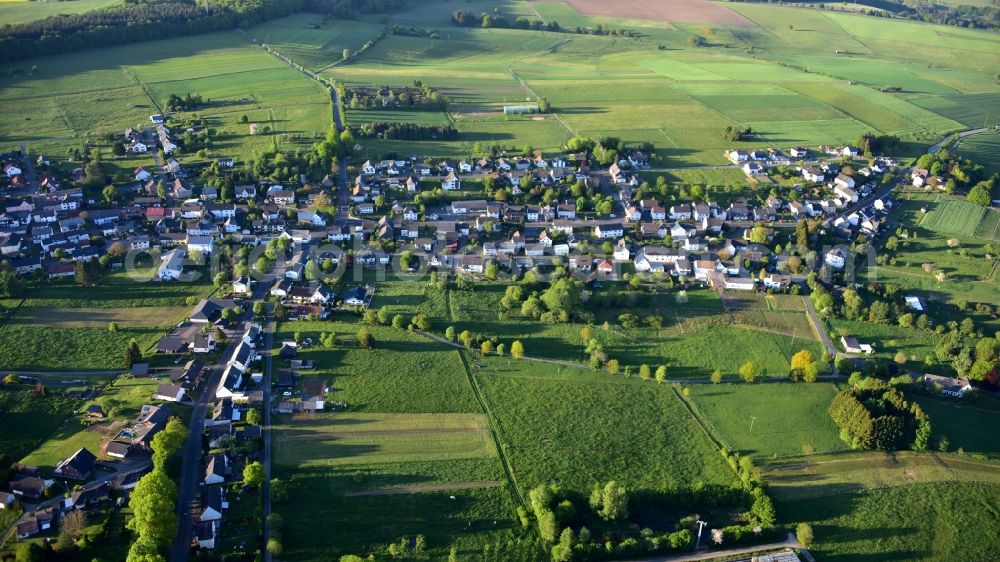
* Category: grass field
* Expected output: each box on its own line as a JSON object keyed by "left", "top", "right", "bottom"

{"left": 687, "top": 382, "right": 845, "bottom": 458}
{"left": 272, "top": 322, "right": 530, "bottom": 561}
{"left": 0, "top": 0, "right": 121, "bottom": 25}
{"left": 763, "top": 451, "right": 1000, "bottom": 502}
{"left": 475, "top": 356, "right": 734, "bottom": 495}
{"left": 0, "top": 325, "right": 165, "bottom": 370}
{"left": 910, "top": 395, "right": 1000, "bottom": 458}
{"left": 918, "top": 198, "right": 988, "bottom": 237}
{"left": 0, "top": 390, "right": 81, "bottom": 463}
{"left": 780, "top": 481, "right": 1000, "bottom": 561}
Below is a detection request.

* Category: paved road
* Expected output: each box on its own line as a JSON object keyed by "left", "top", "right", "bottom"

{"left": 19, "top": 143, "right": 38, "bottom": 193}
{"left": 261, "top": 312, "right": 275, "bottom": 562}
{"left": 169, "top": 282, "right": 270, "bottom": 562}
{"left": 624, "top": 533, "right": 806, "bottom": 562}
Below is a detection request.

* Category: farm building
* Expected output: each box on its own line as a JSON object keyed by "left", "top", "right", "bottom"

{"left": 503, "top": 104, "right": 540, "bottom": 115}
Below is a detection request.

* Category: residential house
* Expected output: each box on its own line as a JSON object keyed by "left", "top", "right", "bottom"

{"left": 841, "top": 336, "right": 873, "bottom": 354}
{"left": 924, "top": 374, "right": 972, "bottom": 398}
{"left": 53, "top": 448, "right": 97, "bottom": 481}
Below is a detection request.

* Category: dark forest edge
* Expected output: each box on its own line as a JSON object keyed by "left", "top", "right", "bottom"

{"left": 0, "top": 0, "right": 405, "bottom": 64}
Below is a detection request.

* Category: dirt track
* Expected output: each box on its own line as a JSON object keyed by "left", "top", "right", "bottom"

{"left": 286, "top": 427, "right": 490, "bottom": 440}
{"left": 562, "top": 0, "right": 753, "bottom": 26}
{"left": 344, "top": 480, "right": 501, "bottom": 497}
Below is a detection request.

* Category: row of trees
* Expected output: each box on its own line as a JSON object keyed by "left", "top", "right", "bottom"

{"left": 126, "top": 417, "right": 186, "bottom": 562}
{"left": 165, "top": 93, "right": 205, "bottom": 112}
{"left": 0, "top": 0, "right": 306, "bottom": 62}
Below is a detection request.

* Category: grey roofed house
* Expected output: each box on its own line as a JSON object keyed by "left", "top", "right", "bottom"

{"left": 10, "top": 476, "right": 47, "bottom": 499}
{"left": 54, "top": 447, "right": 97, "bottom": 481}
{"left": 212, "top": 398, "right": 233, "bottom": 424}
{"left": 275, "top": 369, "right": 296, "bottom": 388}
{"left": 924, "top": 374, "right": 973, "bottom": 397}
{"left": 68, "top": 481, "right": 110, "bottom": 509}
{"left": 112, "top": 465, "right": 151, "bottom": 490}
{"left": 156, "top": 336, "right": 187, "bottom": 354}
{"left": 105, "top": 441, "right": 133, "bottom": 459}
{"left": 190, "top": 298, "right": 236, "bottom": 323}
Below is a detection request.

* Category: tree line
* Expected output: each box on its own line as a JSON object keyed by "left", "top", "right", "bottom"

{"left": 353, "top": 121, "right": 458, "bottom": 141}
{"left": 0, "top": 0, "right": 306, "bottom": 63}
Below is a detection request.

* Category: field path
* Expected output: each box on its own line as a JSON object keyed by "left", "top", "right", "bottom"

{"left": 344, "top": 480, "right": 501, "bottom": 497}
{"left": 624, "top": 534, "right": 805, "bottom": 562}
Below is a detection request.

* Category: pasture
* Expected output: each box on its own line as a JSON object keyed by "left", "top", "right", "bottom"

{"left": 686, "top": 382, "right": 845, "bottom": 458}
{"left": 273, "top": 321, "right": 478, "bottom": 413}
{"left": 918, "top": 198, "right": 988, "bottom": 238}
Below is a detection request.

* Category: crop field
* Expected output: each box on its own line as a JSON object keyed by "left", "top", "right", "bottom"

{"left": 274, "top": 413, "right": 496, "bottom": 468}
{"left": 780, "top": 481, "right": 1000, "bottom": 561}
{"left": 474, "top": 356, "right": 734, "bottom": 495}
{"left": 918, "top": 198, "right": 988, "bottom": 237}
{"left": 687, "top": 382, "right": 845, "bottom": 458}
{"left": 0, "top": 0, "right": 122, "bottom": 25}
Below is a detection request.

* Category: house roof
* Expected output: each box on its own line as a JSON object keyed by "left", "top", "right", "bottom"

{"left": 54, "top": 447, "right": 96, "bottom": 480}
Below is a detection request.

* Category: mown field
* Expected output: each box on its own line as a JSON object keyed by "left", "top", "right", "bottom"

{"left": 687, "top": 382, "right": 845, "bottom": 458}
{"left": 910, "top": 394, "right": 1000, "bottom": 458}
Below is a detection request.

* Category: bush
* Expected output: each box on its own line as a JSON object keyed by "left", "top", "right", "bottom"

{"left": 796, "top": 522, "right": 814, "bottom": 546}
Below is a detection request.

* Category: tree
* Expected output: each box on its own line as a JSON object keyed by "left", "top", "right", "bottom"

{"left": 593, "top": 481, "right": 629, "bottom": 521}
{"left": 15, "top": 543, "right": 41, "bottom": 562}
{"left": 356, "top": 327, "right": 374, "bottom": 349}
{"left": 445, "top": 326, "right": 456, "bottom": 341}
{"left": 968, "top": 180, "right": 993, "bottom": 207}
{"left": 102, "top": 184, "right": 118, "bottom": 205}
{"left": 739, "top": 361, "right": 759, "bottom": 383}
{"left": 391, "top": 314, "right": 405, "bottom": 329}
{"left": 243, "top": 461, "right": 265, "bottom": 488}
{"left": 496, "top": 343, "right": 506, "bottom": 356}
{"left": 485, "top": 261, "right": 499, "bottom": 280}
{"left": 710, "top": 369, "right": 723, "bottom": 384}
{"left": 802, "top": 361, "right": 819, "bottom": 383}
{"left": 246, "top": 407, "right": 262, "bottom": 426}
{"left": 481, "top": 340, "right": 494, "bottom": 355}
{"left": 606, "top": 358, "right": 620, "bottom": 375}
{"left": 253, "top": 301, "right": 266, "bottom": 317}
{"left": 638, "top": 364, "right": 651, "bottom": 380}
{"left": 267, "top": 539, "right": 283, "bottom": 556}
{"left": 511, "top": 340, "right": 524, "bottom": 358}
{"left": 125, "top": 339, "right": 141, "bottom": 369}
{"left": 655, "top": 365, "right": 667, "bottom": 383}
{"left": 127, "top": 469, "right": 178, "bottom": 544}
{"left": 150, "top": 417, "right": 185, "bottom": 469}
{"left": 2, "top": 373, "right": 17, "bottom": 385}
{"left": 796, "top": 523, "right": 814, "bottom": 547}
